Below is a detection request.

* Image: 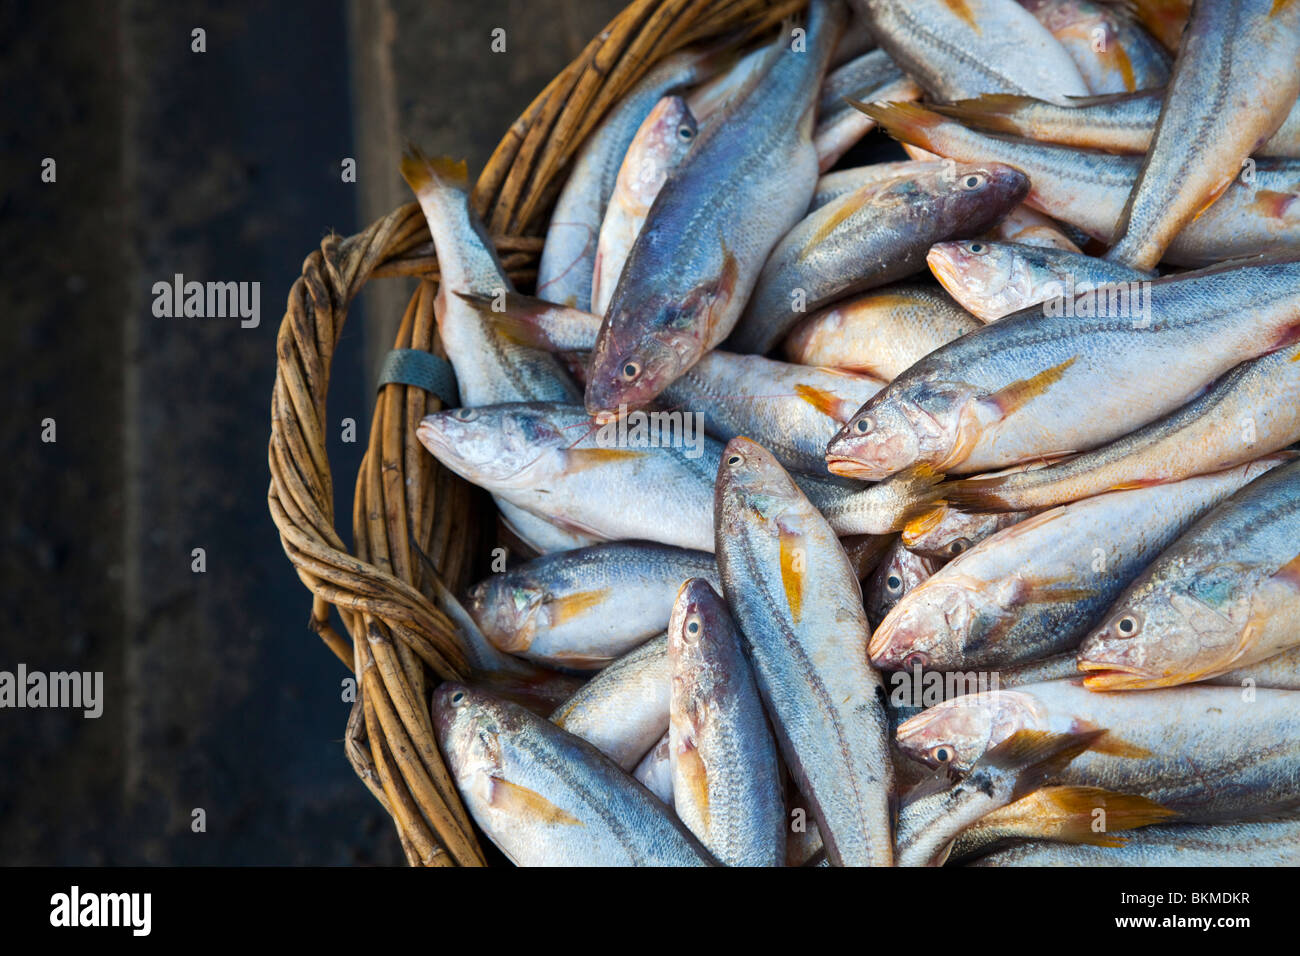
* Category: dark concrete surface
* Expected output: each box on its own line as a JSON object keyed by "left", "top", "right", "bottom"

{"left": 0, "top": 0, "right": 620, "bottom": 865}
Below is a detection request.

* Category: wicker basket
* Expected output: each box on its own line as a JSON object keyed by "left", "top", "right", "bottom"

{"left": 267, "top": 0, "right": 805, "bottom": 866}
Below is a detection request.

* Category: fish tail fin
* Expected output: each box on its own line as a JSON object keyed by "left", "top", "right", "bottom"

{"left": 454, "top": 290, "right": 549, "bottom": 349}
{"left": 930, "top": 95, "right": 1035, "bottom": 135}
{"left": 941, "top": 476, "right": 1017, "bottom": 514}
{"left": 982, "top": 729, "right": 1105, "bottom": 800}
{"left": 850, "top": 100, "right": 946, "bottom": 154}
{"left": 1037, "top": 786, "right": 1178, "bottom": 845}
{"left": 884, "top": 463, "right": 951, "bottom": 533}
{"left": 400, "top": 143, "right": 470, "bottom": 196}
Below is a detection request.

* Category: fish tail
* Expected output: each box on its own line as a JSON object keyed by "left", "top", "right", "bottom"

{"left": 883, "top": 463, "right": 950, "bottom": 533}
{"left": 454, "top": 291, "right": 553, "bottom": 349}
{"left": 941, "top": 476, "right": 1016, "bottom": 513}
{"left": 850, "top": 100, "right": 945, "bottom": 154}
{"left": 1038, "top": 786, "right": 1177, "bottom": 845}
{"left": 400, "top": 143, "right": 470, "bottom": 196}
{"left": 930, "top": 95, "right": 1035, "bottom": 136}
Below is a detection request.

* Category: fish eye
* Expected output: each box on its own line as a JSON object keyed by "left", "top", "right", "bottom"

{"left": 886, "top": 574, "right": 903, "bottom": 593}
{"left": 677, "top": 124, "right": 694, "bottom": 141}
{"left": 966, "top": 242, "right": 986, "bottom": 255}
{"left": 449, "top": 690, "right": 467, "bottom": 707}
{"left": 902, "top": 651, "right": 929, "bottom": 671}
{"left": 683, "top": 614, "right": 702, "bottom": 641}
{"left": 948, "top": 538, "right": 970, "bottom": 556}
{"left": 854, "top": 418, "right": 872, "bottom": 434}
{"left": 454, "top": 408, "right": 479, "bottom": 421}
{"left": 960, "top": 173, "right": 986, "bottom": 190}
{"left": 929, "top": 744, "right": 954, "bottom": 764}
{"left": 726, "top": 453, "right": 743, "bottom": 466}
{"left": 621, "top": 361, "right": 641, "bottom": 382}
{"left": 1117, "top": 615, "right": 1140, "bottom": 636}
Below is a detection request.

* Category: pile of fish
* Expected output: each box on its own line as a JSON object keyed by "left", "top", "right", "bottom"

{"left": 400, "top": 0, "right": 1300, "bottom": 866}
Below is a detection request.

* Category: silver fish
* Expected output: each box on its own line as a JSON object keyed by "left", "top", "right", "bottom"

{"left": 715, "top": 437, "right": 895, "bottom": 865}
{"left": 669, "top": 578, "right": 785, "bottom": 866}
{"left": 537, "top": 49, "right": 717, "bottom": 310}
{"left": 466, "top": 541, "right": 718, "bottom": 669}
{"left": 1080, "top": 458, "right": 1300, "bottom": 689}
{"left": 585, "top": 0, "right": 845, "bottom": 421}
{"left": 433, "top": 683, "right": 711, "bottom": 865}
{"left": 897, "top": 678, "right": 1300, "bottom": 819}
{"left": 1107, "top": 0, "right": 1300, "bottom": 269}
{"left": 729, "top": 162, "right": 1029, "bottom": 355}
{"left": 853, "top": 0, "right": 1091, "bottom": 104}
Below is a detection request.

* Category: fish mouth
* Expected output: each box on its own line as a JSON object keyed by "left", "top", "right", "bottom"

{"left": 825, "top": 455, "right": 889, "bottom": 481}
{"left": 1076, "top": 659, "right": 1163, "bottom": 690}
{"left": 926, "top": 248, "right": 966, "bottom": 298}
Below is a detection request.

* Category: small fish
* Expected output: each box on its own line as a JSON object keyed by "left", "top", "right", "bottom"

{"left": 826, "top": 257, "right": 1300, "bottom": 480}
{"left": 948, "top": 785, "right": 1177, "bottom": 863}
{"left": 971, "top": 818, "right": 1300, "bottom": 866}
{"left": 538, "top": 49, "right": 718, "bottom": 310}
{"left": 1106, "top": 0, "right": 1300, "bottom": 269}
{"left": 715, "top": 438, "right": 895, "bottom": 866}
{"left": 417, "top": 401, "right": 893, "bottom": 551}
{"left": 729, "top": 162, "right": 1029, "bottom": 354}
{"left": 927, "top": 239, "right": 1148, "bottom": 322}
{"left": 853, "top": 0, "right": 1091, "bottom": 104}
{"left": 944, "top": 346, "right": 1300, "bottom": 513}
{"left": 1019, "top": 0, "right": 1171, "bottom": 94}
{"left": 466, "top": 541, "right": 718, "bottom": 669}
{"left": 870, "top": 457, "right": 1283, "bottom": 671}
{"left": 586, "top": 0, "right": 844, "bottom": 422}
{"left": 1080, "top": 458, "right": 1300, "bottom": 689}
{"left": 934, "top": 91, "right": 1300, "bottom": 158}
{"left": 433, "top": 683, "right": 712, "bottom": 865}
{"left": 862, "top": 101, "right": 1300, "bottom": 267}
{"left": 590, "top": 96, "right": 698, "bottom": 316}
{"left": 550, "top": 634, "right": 669, "bottom": 770}
{"left": 669, "top": 579, "right": 785, "bottom": 866}
{"left": 895, "top": 730, "right": 1101, "bottom": 866}
{"left": 866, "top": 537, "right": 939, "bottom": 626}
{"left": 896, "top": 678, "right": 1300, "bottom": 819}
{"left": 400, "top": 148, "right": 585, "bottom": 554}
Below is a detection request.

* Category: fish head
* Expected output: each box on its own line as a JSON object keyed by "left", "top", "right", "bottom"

{"left": 668, "top": 578, "right": 736, "bottom": 722}
{"left": 866, "top": 543, "right": 935, "bottom": 624}
{"left": 895, "top": 689, "right": 1050, "bottom": 774}
{"left": 585, "top": 318, "right": 703, "bottom": 423}
{"left": 1078, "top": 585, "right": 1240, "bottom": 690}
{"left": 826, "top": 379, "right": 976, "bottom": 480}
{"left": 416, "top": 403, "right": 570, "bottom": 487}
{"left": 868, "top": 577, "right": 1000, "bottom": 671}
{"left": 931, "top": 162, "right": 1030, "bottom": 228}
{"left": 431, "top": 683, "right": 507, "bottom": 785}
{"left": 466, "top": 575, "right": 547, "bottom": 655}
{"left": 927, "top": 239, "right": 1036, "bottom": 321}
{"left": 715, "top": 437, "right": 801, "bottom": 525}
